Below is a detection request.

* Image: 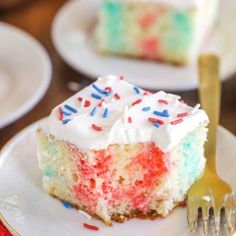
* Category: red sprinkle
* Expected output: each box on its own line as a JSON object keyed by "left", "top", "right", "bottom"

{"left": 177, "top": 112, "right": 188, "bottom": 118}
{"left": 128, "top": 117, "right": 132, "bottom": 123}
{"left": 171, "top": 119, "right": 183, "bottom": 125}
{"left": 84, "top": 100, "right": 91, "bottom": 108}
{"left": 179, "top": 99, "right": 186, "bottom": 104}
{"left": 132, "top": 99, "right": 142, "bottom": 106}
{"left": 58, "top": 107, "right": 63, "bottom": 121}
{"left": 156, "top": 119, "right": 164, "bottom": 125}
{"left": 91, "top": 124, "right": 103, "bottom": 131}
{"left": 148, "top": 117, "right": 164, "bottom": 125}
{"left": 98, "top": 99, "right": 105, "bottom": 107}
{"left": 143, "top": 90, "right": 153, "bottom": 96}
{"left": 78, "top": 97, "right": 83, "bottom": 102}
{"left": 158, "top": 99, "right": 168, "bottom": 105}
{"left": 83, "top": 223, "right": 99, "bottom": 231}
{"left": 114, "top": 93, "right": 121, "bottom": 100}
{"left": 120, "top": 75, "right": 124, "bottom": 80}
{"left": 105, "top": 86, "right": 112, "bottom": 93}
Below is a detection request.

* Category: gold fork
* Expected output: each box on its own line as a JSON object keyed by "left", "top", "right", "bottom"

{"left": 187, "top": 55, "right": 236, "bottom": 235}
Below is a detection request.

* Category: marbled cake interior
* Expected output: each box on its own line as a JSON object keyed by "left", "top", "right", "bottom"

{"left": 96, "top": 0, "right": 219, "bottom": 64}
{"left": 37, "top": 125, "right": 207, "bottom": 225}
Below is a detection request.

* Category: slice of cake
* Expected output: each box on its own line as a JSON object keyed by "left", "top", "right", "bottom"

{"left": 96, "top": 0, "right": 219, "bottom": 65}
{"left": 37, "top": 75, "right": 209, "bottom": 225}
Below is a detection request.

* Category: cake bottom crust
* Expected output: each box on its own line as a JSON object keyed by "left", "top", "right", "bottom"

{"left": 49, "top": 192, "right": 185, "bottom": 226}
{"left": 97, "top": 49, "right": 189, "bottom": 66}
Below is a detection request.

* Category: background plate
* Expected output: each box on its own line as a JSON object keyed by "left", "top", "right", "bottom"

{"left": 0, "top": 22, "right": 52, "bottom": 128}
{"left": 52, "top": 0, "right": 236, "bottom": 91}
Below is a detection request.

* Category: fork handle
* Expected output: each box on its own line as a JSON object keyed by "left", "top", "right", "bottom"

{"left": 198, "top": 55, "right": 220, "bottom": 173}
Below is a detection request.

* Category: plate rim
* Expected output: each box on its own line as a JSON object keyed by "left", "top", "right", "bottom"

{"left": 51, "top": 0, "right": 236, "bottom": 91}
{"left": 0, "top": 213, "right": 20, "bottom": 236}
{"left": 0, "top": 22, "right": 52, "bottom": 129}
{"left": 0, "top": 117, "right": 47, "bottom": 236}
{"left": 0, "top": 117, "right": 235, "bottom": 235}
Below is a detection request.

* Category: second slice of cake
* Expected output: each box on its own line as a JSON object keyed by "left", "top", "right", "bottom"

{"left": 96, "top": 0, "right": 219, "bottom": 64}
{"left": 37, "top": 75, "right": 209, "bottom": 225}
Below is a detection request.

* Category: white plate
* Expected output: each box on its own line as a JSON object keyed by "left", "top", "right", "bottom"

{"left": 0, "top": 22, "right": 52, "bottom": 128}
{"left": 52, "top": 0, "right": 236, "bottom": 91}
{"left": 0, "top": 118, "right": 236, "bottom": 236}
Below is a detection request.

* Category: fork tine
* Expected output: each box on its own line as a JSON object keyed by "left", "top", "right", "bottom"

{"left": 187, "top": 198, "right": 199, "bottom": 232}
{"left": 201, "top": 192, "right": 215, "bottom": 235}
{"left": 202, "top": 207, "right": 210, "bottom": 235}
{"left": 224, "top": 193, "right": 236, "bottom": 234}
{"left": 213, "top": 207, "right": 221, "bottom": 235}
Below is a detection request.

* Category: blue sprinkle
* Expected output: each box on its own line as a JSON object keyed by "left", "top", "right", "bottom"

{"left": 64, "top": 104, "right": 77, "bottom": 113}
{"left": 91, "top": 93, "right": 102, "bottom": 100}
{"left": 62, "top": 119, "right": 71, "bottom": 124}
{"left": 103, "top": 108, "right": 109, "bottom": 118}
{"left": 163, "top": 109, "right": 169, "bottom": 115}
{"left": 90, "top": 107, "right": 97, "bottom": 116}
{"left": 153, "top": 110, "right": 170, "bottom": 117}
{"left": 153, "top": 122, "right": 160, "bottom": 128}
{"left": 92, "top": 84, "right": 112, "bottom": 96}
{"left": 61, "top": 108, "right": 72, "bottom": 116}
{"left": 133, "top": 86, "right": 140, "bottom": 94}
{"left": 142, "top": 106, "right": 151, "bottom": 112}
{"left": 63, "top": 201, "right": 73, "bottom": 209}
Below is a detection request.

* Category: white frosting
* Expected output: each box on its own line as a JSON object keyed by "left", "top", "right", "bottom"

{"left": 41, "top": 75, "right": 208, "bottom": 152}
{"left": 109, "top": 0, "right": 205, "bottom": 8}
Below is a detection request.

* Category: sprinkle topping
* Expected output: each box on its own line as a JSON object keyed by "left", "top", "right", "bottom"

{"left": 91, "top": 93, "right": 102, "bottom": 100}
{"left": 171, "top": 119, "right": 183, "bottom": 125}
{"left": 103, "top": 108, "right": 109, "bottom": 118}
{"left": 61, "top": 108, "right": 71, "bottom": 116}
{"left": 105, "top": 86, "right": 112, "bottom": 93}
{"left": 142, "top": 106, "right": 151, "bottom": 111}
{"left": 78, "top": 97, "right": 83, "bottom": 102}
{"left": 148, "top": 117, "right": 164, "bottom": 125}
{"left": 92, "top": 84, "right": 112, "bottom": 96}
{"left": 90, "top": 107, "right": 97, "bottom": 116}
{"left": 191, "top": 103, "right": 201, "bottom": 114}
{"left": 58, "top": 107, "right": 63, "bottom": 121}
{"left": 83, "top": 223, "right": 99, "bottom": 231}
{"left": 91, "top": 124, "right": 103, "bottom": 131}
{"left": 98, "top": 99, "right": 105, "bottom": 107}
{"left": 143, "top": 90, "right": 152, "bottom": 95}
{"left": 64, "top": 104, "right": 78, "bottom": 114}
{"left": 132, "top": 99, "right": 142, "bottom": 106}
{"left": 62, "top": 119, "right": 71, "bottom": 124}
{"left": 133, "top": 86, "right": 141, "bottom": 94}
{"left": 128, "top": 117, "right": 132, "bottom": 123}
{"left": 153, "top": 109, "right": 169, "bottom": 117}
{"left": 78, "top": 210, "right": 92, "bottom": 220}
{"left": 177, "top": 112, "right": 188, "bottom": 118}
{"left": 50, "top": 76, "right": 209, "bottom": 154}
{"left": 63, "top": 201, "right": 73, "bottom": 209}
{"left": 153, "top": 122, "right": 160, "bottom": 128}
{"left": 114, "top": 93, "right": 121, "bottom": 100}
{"left": 84, "top": 100, "right": 91, "bottom": 108}
{"left": 158, "top": 99, "right": 168, "bottom": 105}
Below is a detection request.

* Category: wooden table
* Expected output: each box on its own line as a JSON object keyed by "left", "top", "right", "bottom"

{"left": 0, "top": 0, "right": 236, "bottom": 234}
